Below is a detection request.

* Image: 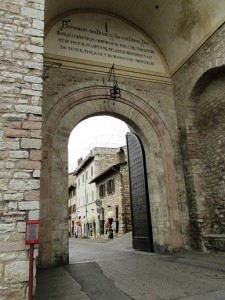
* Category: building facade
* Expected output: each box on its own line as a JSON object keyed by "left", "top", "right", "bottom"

{"left": 73, "top": 147, "right": 129, "bottom": 238}
{"left": 1, "top": 1, "right": 225, "bottom": 298}
{"left": 68, "top": 173, "right": 76, "bottom": 237}
{"left": 90, "top": 160, "right": 132, "bottom": 237}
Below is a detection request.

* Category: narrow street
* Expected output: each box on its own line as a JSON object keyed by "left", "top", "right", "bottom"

{"left": 36, "top": 233, "right": 225, "bottom": 300}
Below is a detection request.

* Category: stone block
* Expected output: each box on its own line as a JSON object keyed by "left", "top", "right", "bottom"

{"left": 1, "top": 40, "right": 19, "bottom": 50}
{"left": 24, "top": 75, "right": 42, "bottom": 84}
{"left": 2, "top": 113, "right": 26, "bottom": 121}
{"left": 33, "top": 170, "right": 40, "bottom": 178}
{"left": 0, "top": 103, "right": 13, "bottom": 112}
{"left": 1, "top": 212, "right": 26, "bottom": 223}
{"left": 0, "top": 179, "right": 8, "bottom": 191}
{"left": 0, "top": 172, "right": 11, "bottom": 179}
{"left": 17, "top": 222, "right": 26, "bottom": 233}
{"left": 26, "top": 45, "right": 43, "bottom": 54}
{"left": 21, "top": 89, "right": 42, "bottom": 96}
{"left": 32, "top": 83, "right": 43, "bottom": 91}
{"left": 5, "top": 128, "right": 29, "bottom": 138}
{"left": 23, "top": 28, "right": 43, "bottom": 37}
{"left": 24, "top": 60, "right": 43, "bottom": 70}
{"left": 25, "top": 191, "right": 40, "bottom": 201}
{"left": 32, "top": 19, "right": 44, "bottom": 30}
{"left": 9, "top": 151, "right": 29, "bottom": 159}
{"left": 16, "top": 160, "right": 41, "bottom": 169}
{"left": 21, "top": 138, "right": 41, "bottom": 150}
{"left": 0, "top": 151, "right": 8, "bottom": 160}
{"left": 0, "top": 224, "right": 15, "bottom": 233}
{"left": 29, "top": 210, "right": 39, "bottom": 220}
{"left": 0, "top": 142, "right": 20, "bottom": 150}
{"left": 13, "top": 172, "right": 31, "bottom": 179}
{"left": 0, "top": 240, "right": 25, "bottom": 253}
{"left": 31, "top": 130, "right": 41, "bottom": 138}
{"left": 5, "top": 162, "right": 15, "bottom": 169}
{"left": 0, "top": 251, "right": 26, "bottom": 261}
{"left": 15, "top": 104, "right": 42, "bottom": 115}
{"left": 0, "top": 284, "right": 26, "bottom": 300}
{"left": 18, "top": 201, "right": 39, "bottom": 211}
{"left": 21, "top": 7, "right": 44, "bottom": 20}
{"left": 5, "top": 261, "right": 29, "bottom": 283}
{"left": 30, "top": 150, "right": 41, "bottom": 160}
{"left": 4, "top": 193, "right": 23, "bottom": 201}
{"left": 8, "top": 201, "right": 17, "bottom": 211}
{"left": 1, "top": 71, "right": 22, "bottom": 80}
{"left": 31, "top": 37, "right": 43, "bottom": 46}
{"left": 8, "top": 179, "right": 40, "bottom": 191}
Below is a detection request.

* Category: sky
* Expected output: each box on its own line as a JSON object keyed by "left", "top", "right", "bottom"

{"left": 68, "top": 116, "right": 130, "bottom": 172}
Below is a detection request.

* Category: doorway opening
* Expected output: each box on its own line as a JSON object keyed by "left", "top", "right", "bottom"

{"left": 39, "top": 86, "right": 183, "bottom": 268}
{"left": 68, "top": 116, "right": 134, "bottom": 246}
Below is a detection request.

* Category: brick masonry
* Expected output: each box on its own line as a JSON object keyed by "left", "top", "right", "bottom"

{"left": 172, "top": 23, "right": 225, "bottom": 251}
{"left": 0, "top": 0, "right": 44, "bottom": 299}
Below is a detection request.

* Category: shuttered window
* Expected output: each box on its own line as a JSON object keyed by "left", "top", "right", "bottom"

{"left": 99, "top": 183, "right": 106, "bottom": 198}
{"left": 107, "top": 178, "right": 115, "bottom": 194}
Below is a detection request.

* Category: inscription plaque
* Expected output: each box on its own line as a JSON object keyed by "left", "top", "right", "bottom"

{"left": 45, "top": 13, "right": 166, "bottom": 74}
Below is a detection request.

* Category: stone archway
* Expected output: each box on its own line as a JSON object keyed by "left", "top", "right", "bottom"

{"left": 39, "top": 86, "right": 184, "bottom": 267}
{"left": 183, "top": 66, "right": 225, "bottom": 251}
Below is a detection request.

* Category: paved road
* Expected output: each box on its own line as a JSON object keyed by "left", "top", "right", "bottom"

{"left": 69, "top": 233, "right": 133, "bottom": 264}
{"left": 36, "top": 233, "right": 225, "bottom": 300}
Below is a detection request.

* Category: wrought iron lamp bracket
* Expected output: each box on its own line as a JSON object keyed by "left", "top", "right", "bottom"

{"left": 108, "top": 64, "right": 121, "bottom": 100}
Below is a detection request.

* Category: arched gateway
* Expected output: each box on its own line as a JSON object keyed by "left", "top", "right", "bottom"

{"left": 39, "top": 85, "right": 185, "bottom": 266}
{"left": 39, "top": 10, "right": 188, "bottom": 266}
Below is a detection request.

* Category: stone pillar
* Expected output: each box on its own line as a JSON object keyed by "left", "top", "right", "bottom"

{"left": 0, "top": 0, "right": 44, "bottom": 298}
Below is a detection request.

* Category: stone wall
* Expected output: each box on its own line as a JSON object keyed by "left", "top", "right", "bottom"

{"left": 96, "top": 164, "right": 131, "bottom": 236}
{"left": 92, "top": 147, "right": 123, "bottom": 175}
{"left": 172, "top": 23, "right": 225, "bottom": 251}
{"left": 0, "top": 0, "right": 44, "bottom": 298}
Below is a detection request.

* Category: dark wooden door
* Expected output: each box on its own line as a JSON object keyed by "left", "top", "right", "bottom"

{"left": 126, "top": 133, "right": 154, "bottom": 252}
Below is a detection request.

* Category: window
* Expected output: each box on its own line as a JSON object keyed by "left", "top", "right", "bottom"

{"left": 91, "top": 166, "right": 94, "bottom": 176}
{"left": 107, "top": 178, "right": 115, "bottom": 194}
{"left": 99, "top": 183, "right": 106, "bottom": 198}
{"left": 86, "top": 170, "right": 88, "bottom": 179}
{"left": 78, "top": 178, "right": 80, "bottom": 187}
{"left": 116, "top": 206, "right": 119, "bottom": 219}
{"left": 82, "top": 174, "right": 84, "bottom": 183}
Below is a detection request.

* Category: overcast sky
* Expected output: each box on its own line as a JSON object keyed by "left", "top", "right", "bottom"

{"left": 68, "top": 116, "right": 130, "bottom": 172}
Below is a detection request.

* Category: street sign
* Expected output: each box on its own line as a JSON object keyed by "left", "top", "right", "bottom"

{"left": 25, "top": 220, "right": 39, "bottom": 245}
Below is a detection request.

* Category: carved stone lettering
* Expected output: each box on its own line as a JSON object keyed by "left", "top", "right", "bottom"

{"left": 45, "top": 13, "right": 166, "bottom": 73}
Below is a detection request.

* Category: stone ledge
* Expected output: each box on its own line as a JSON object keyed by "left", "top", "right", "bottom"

{"left": 203, "top": 234, "right": 225, "bottom": 239}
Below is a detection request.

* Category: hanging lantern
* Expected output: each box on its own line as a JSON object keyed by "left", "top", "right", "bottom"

{"left": 108, "top": 64, "right": 121, "bottom": 100}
